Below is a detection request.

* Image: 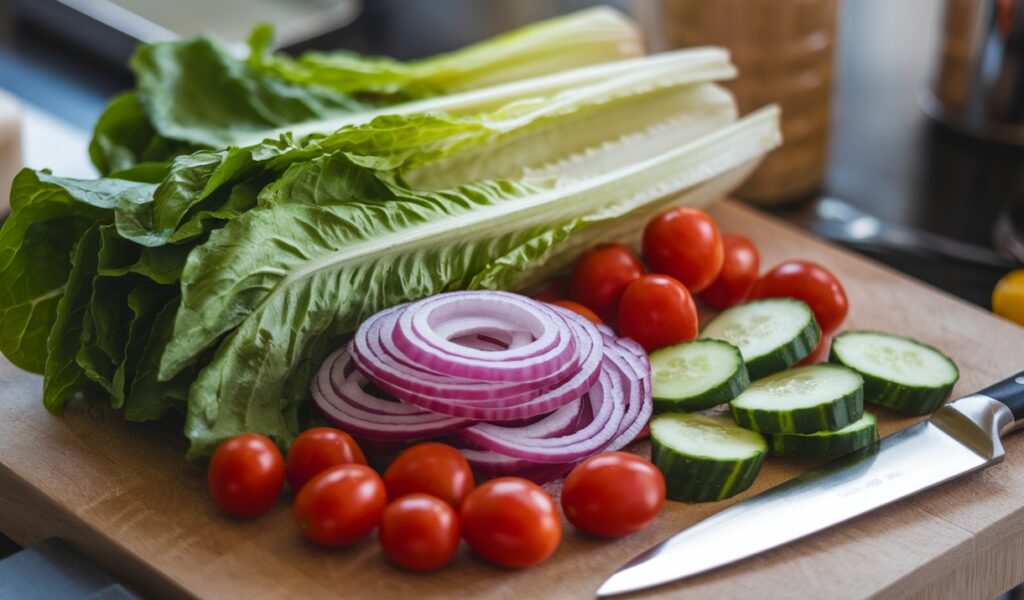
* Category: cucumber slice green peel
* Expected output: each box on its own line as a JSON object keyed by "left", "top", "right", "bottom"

{"left": 699, "top": 298, "right": 820, "bottom": 379}
{"left": 650, "top": 339, "right": 749, "bottom": 412}
{"left": 768, "top": 413, "right": 878, "bottom": 457}
{"left": 829, "top": 331, "right": 959, "bottom": 416}
{"left": 650, "top": 412, "right": 767, "bottom": 503}
{"left": 729, "top": 364, "right": 864, "bottom": 434}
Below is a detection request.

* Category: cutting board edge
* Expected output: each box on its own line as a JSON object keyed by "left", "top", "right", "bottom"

{"left": 0, "top": 459, "right": 196, "bottom": 599}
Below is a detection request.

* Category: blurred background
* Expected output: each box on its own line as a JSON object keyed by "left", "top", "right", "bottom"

{"left": 0, "top": 0, "right": 1021, "bottom": 309}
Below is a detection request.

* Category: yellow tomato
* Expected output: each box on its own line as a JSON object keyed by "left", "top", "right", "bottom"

{"left": 993, "top": 269, "right": 1024, "bottom": 326}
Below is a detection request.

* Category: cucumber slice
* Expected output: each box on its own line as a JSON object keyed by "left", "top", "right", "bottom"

{"left": 699, "top": 299, "right": 820, "bottom": 379}
{"left": 650, "top": 339, "right": 749, "bottom": 412}
{"left": 768, "top": 413, "right": 878, "bottom": 457}
{"left": 729, "top": 364, "right": 864, "bottom": 434}
{"left": 830, "top": 331, "right": 960, "bottom": 416}
{"left": 650, "top": 412, "right": 767, "bottom": 502}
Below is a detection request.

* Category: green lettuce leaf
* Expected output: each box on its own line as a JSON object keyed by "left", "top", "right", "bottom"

{"left": 90, "top": 7, "right": 643, "bottom": 173}
{"left": 44, "top": 225, "right": 187, "bottom": 417}
{"left": 106, "top": 50, "right": 735, "bottom": 250}
{"left": 88, "top": 92, "right": 198, "bottom": 176}
{"left": 248, "top": 7, "right": 642, "bottom": 99}
{"left": 123, "top": 298, "right": 193, "bottom": 421}
{"left": 0, "top": 171, "right": 155, "bottom": 372}
{"left": 133, "top": 35, "right": 370, "bottom": 151}
{"left": 43, "top": 226, "right": 102, "bottom": 412}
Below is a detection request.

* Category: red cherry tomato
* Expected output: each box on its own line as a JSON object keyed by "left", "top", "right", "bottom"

{"left": 798, "top": 334, "right": 831, "bottom": 366}
{"left": 618, "top": 274, "right": 699, "bottom": 352}
{"left": 642, "top": 207, "right": 724, "bottom": 293}
{"left": 286, "top": 427, "right": 367, "bottom": 492}
{"left": 561, "top": 452, "right": 665, "bottom": 538}
{"left": 384, "top": 442, "right": 475, "bottom": 509}
{"left": 751, "top": 260, "right": 849, "bottom": 334}
{"left": 460, "top": 477, "right": 561, "bottom": 568}
{"left": 379, "top": 493, "right": 461, "bottom": 572}
{"left": 208, "top": 433, "right": 285, "bottom": 518}
{"left": 531, "top": 276, "right": 570, "bottom": 303}
{"left": 293, "top": 464, "right": 387, "bottom": 547}
{"left": 698, "top": 233, "right": 760, "bottom": 309}
{"left": 550, "top": 300, "right": 604, "bottom": 325}
{"left": 570, "top": 243, "right": 645, "bottom": 320}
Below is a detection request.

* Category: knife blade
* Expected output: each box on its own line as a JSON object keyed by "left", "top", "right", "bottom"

{"left": 598, "top": 372, "right": 1024, "bottom": 597}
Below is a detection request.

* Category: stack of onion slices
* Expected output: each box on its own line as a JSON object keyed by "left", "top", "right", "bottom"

{"left": 312, "top": 291, "right": 652, "bottom": 481}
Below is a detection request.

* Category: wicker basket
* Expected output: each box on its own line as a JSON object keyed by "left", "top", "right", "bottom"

{"left": 636, "top": 0, "right": 838, "bottom": 204}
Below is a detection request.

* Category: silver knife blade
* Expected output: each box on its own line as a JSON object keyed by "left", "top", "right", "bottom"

{"left": 598, "top": 394, "right": 1015, "bottom": 597}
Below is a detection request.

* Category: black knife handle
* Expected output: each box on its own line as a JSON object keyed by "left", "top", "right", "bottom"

{"left": 978, "top": 372, "right": 1024, "bottom": 422}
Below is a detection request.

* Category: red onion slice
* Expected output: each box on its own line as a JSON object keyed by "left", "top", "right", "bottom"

{"left": 457, "top": 366, "right": 623, "bottom": 463}
{"left": 351, "top": 303, "right": 604, "bottom": 419}
{"left": 459, "top": 448, "right": 575, "bottom": 485}
{"left": 352, "top": 308, "right": 569, "bottom": 400}
{"left": 600, "top": 334, "right": 653, "bottom": 452}
{"left": 454, "top": 329, "right": 652, "bottom": 464}
{"left": 312, "top": 290, "right": 652, "bottom": 481}
{"left": 369, "top": 325, "right": 601, "bottom": 419}
{"left": 391, "top": 292, "right": 584, "bottom": 382}
{"left": 312, "top": 350, "right": 473, "bottom": 440}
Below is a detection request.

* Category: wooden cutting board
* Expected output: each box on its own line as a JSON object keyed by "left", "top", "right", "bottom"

{"left": 2, "top": 200, "right": 1023, "bottom": 600}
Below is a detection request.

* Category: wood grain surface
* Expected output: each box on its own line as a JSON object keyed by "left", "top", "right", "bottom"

{"left": 2, "top": 200, "right": 1023, "bottom": 600}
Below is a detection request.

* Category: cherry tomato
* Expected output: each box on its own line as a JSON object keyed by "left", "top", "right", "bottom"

{"left": 384, "top": 442, "right": 475, "bottom": 509}
{"left": 379, "top": 493, "right": 461, "bottom": 572}
{"left": 698, "top": 233, "right": 760, "bottom": 309}
{"left": 570, "top": 243, "right": 645, "bottom": 320}
{"left": 286, "top": 427, "right": 367, "bottom": 492}
{"left": 208, "top": 433, "right": 285, "bottom": 518}
{"left": 561, "top": 452, "right": 665, "bottom": 538}
{"left": 460, "top": 477, "right": 561, "bottom": 568}
{"left": 751, "top": 260, "right": 849, "bottom": 334}
{"left": 798, "top": 333, "right": 831, "bottom": 366}
{"left": 531, "top": 276, "right": 570, "bottom": 303}
{"left": 293, "top": 464, "right": 387, "bottom": 547}
{"left": 618, "top": 274, "right": 699, "bottom": 352}
{"left": 642, "top": 207, "right": 723, "bottom": 293}
{"left": 550, "top": 300, "right": 604, "bottom": 325}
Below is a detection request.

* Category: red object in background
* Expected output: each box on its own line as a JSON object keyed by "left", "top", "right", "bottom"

{"left": 286, "top": 427, "right": 367, "bottom": 492}
{"left": 642, "top": 207, "right": 724, "bottom": 293}
{"left": 570, "top": 243, "right": 645, "bottom": 321}
{"left": 379, "top": 493, "right": 461, "bottom": 572}
{"left": 751, "top": 260, "right": 849, "bottom": 334}
{"left": 698, "top": 233, "right": 760, "bottom": 309}
{"left": 560, "top": 452, "right": 665, "bottom": 538}
{"left": 460, "top": 477, "right": 561, "bottom": 568}
{"left": 208, "top": 433, "right": 285, "bottom": 518}
{"left": 293, "top": 464, "right": 387, "bottom": 547}
{"left": 617, "top": 274, "right": 699, "bottom": 352}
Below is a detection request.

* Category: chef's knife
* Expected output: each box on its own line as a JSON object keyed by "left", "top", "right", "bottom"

{"left": 598, "top": 372, "right": 1024, "bottom": 597}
